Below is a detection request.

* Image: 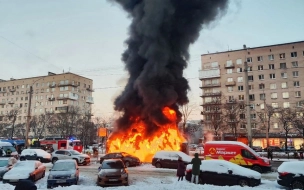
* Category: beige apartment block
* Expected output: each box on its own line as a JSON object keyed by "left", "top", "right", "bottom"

{"left": 0, "top": 72, "right": 94, "bottom": 126}
{"left": 200, "top": 41, "right": 304, "bottom": 140}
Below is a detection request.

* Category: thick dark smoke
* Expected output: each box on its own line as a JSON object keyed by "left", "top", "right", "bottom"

{"left": 111, "top": 0, "right": 228, "bottom": 135}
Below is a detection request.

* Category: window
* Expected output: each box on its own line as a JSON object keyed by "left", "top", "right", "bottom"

{"left": 270, "top": 83, "right": 277, "bottom": 89}
{"left": 280, "top": 63, "right": 287, "bottom": 69}
{"left": 258, "top": 65, "right": 263, "bottom": 71}
{"left": 269, "top": 64, "right": 274, "bottom": 69}
{"left": 249, "top": 85, "right": 254, "bottom": 90}
{"left": 293, "top": 71, "right": 299, "bottom": 77}
{"left": 273, "top": 123, "right": 278, "bottom": 129}
{"left": 249, "top": 104, "right": 255, "bottom": 109}
{"left": 295, "top": 91, "right": 301, "bottom": 97}
{"left": 260, "top": 93, "right": 265, "bottom": 100}
{"left": 282, "top": 82, "right": 287, "bottom": 88}
{"left": 227, "top": 77, "right": 233, "bottom": 82}
{"left": 250, "top": 114, "right": 256, "bottom": 119}
{"left": 260, "top": 103, "right": 265, "bottom": 109}
{"left": 292, "top": 61, "right": 298, "bottom": 67}
{"left": 259, "top": 83, "right": 265, "bottom": 90}
{"left": 248, "top": 76, "right": 253, "bottom": 81}
{"left": 283, "top": 102, "right": 290, "bottom": 108}
{"left": 236, "top": 59, "right": 242, "bottom": 65}
{"left": 240, "top": 124, "right": 246, "bottom": 129}
{"left": 270, "top": 74, "right": 276, "bottom": 79}
{"left": 241, "top": 149, "right": 255, "bottom": 159}
{"left": 240, "top": 114, "right": 245, "bottom": 119}
{"left": 294, "top": 81, "right": 300, "bottom": 87}
{"left": 268, "top": 54, "right": 274, "bottom": 60}
{"left": 279, "top": 53, "right": 285, "bottom": 59}
{"left": 237, "top": 77, "right": 243, "bottom": 82}
{"left": 271, "top": 93, "right": 277, "bottom": 99}
{"left": 226, "top": 69, "right": 233, "bottom": 74}
{"left": 246, "top": 57, "right": 252, "bottom": 63}
{"left": 282, "top": 92, "right": 289, "bottom": 99}
{"left": 237, "top": 68, "right": 243, "bottom": 73}
{"left": 227, "top": 87, "right": 233, "bottom": 92}
{"left": 272, "top": 103, "right": 278, "bottom": 108}
{"left": 248, "top": 67, "right": 252, "bottom": 72}
{"left": 249, "top": 94, "right": 255, "bottom": 101}
{"left": 226, "top": 60, "right": 233, "bottom": 67}
{"left": 238, "top": 86, "right": 244, "bottom": 91}
{"left": 239, "top": 95, "right": 244, "bottom": 101}
{"left": 258, "top": 75, "right": 264, "bottom": 80}
{"left": 291, "top": 52, "right": 297, "bottom": 58}
{"left": 281, "top": 72, "right": 287, "bottom": 78}
{"left": 257, "top": 56, "right": 263, "bottom": 62}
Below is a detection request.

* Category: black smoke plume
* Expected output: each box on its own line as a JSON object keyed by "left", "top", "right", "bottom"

{"left": 111, "top": 0, "right": 228, "bottom": 135}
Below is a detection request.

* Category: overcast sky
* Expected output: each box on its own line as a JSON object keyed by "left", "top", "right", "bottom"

{"left": 0, "top": 0, "right": 303, "bottom": 120}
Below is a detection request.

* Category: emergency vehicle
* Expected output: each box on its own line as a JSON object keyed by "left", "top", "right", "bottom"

{"left": 39, "top": 139, "right": 83, "bottom": 153}
{"left": 204, "top": 141, "right": 271, "bottom": 173}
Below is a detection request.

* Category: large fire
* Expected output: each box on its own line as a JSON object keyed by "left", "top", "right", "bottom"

{"left": 107, "top": 107, "right": 185, "bottom": 162}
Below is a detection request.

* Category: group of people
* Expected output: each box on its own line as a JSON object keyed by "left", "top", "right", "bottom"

{"left": 176, "top": 153, "right": 201, "bottom": 184}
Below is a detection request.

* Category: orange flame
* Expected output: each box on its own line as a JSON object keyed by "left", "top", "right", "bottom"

{"left": 107, "top": 107, "right": 185, "bottom": 162}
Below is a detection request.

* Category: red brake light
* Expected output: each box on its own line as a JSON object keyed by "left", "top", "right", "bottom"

{"left": 279, "top": 172, "right": 289, "bottom": 176}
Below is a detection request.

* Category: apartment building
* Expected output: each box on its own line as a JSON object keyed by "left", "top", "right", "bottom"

{"left": 0, "top": 72, "right": 94, "bottom": 125}
{"left": 200, "top": 41, "right": 304, "bottom": 146}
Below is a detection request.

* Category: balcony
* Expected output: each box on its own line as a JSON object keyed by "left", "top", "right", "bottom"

{"left": 200, "top": 83, "right": 221, "bottom": 88}
{"left": 0, "top": 89, "right": 6, "bottom": 93}
{"left": 201, "top": 110, "right": 222, "bottom": 115}
{"left": 226, "top": 100, "right": 237, "bottom": 104}
{"left": 86, "top": 87, "right": 94, "bottom": 92}
{"left": 200, "top": 92, "right": 222, "bottom": 97}
{"left": 9, "top": 88, "right": 16, "bottom": 92}
{"left": 48, "top": 97, "right": 56, "bottom": 101}
{"left": 49, "top": 84, "right": 56, "bottom": 88}
{"left": 8, "top": 101, "right": 14, "bottom": 104}
{"left": 199, "top": 69, "right": 220, "bottom": 80}
{"left": 57, "top": 93, "right": 78, "bottom": 101}
{"left": 225, "top": 64, "right": 235, "bottom": 68}
{"left": 58, "top": 83, "right": 79, "bottom": 87}
{"left": 0, "top": 101, "right": 5, "bottom": 105}
{"left": 225, "top": 81, "right": 236, "bottom": 86}
{"left": 86, "top": 97, "right": 94, "bottom": 104}
{"left": 54, "top": 106, "right": 68, "bottom": 113}
{"left": 201, "top": 101, "right": 221, "bottom": 106}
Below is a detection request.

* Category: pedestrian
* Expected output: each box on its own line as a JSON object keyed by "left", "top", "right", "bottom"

{"left": 14, "top": 180, "right": 37, "bottom": 190}
{"left": 267, "top": 147, "right": 273, "bottom": 161}
{"left": 176, "top": 157, "right": 186, "bottom": 181}
{"left": 6, "top": 148, "right": 12, "bottom": 157}
{"left": 190, "top": 153, "right": 201, "bottom": 184}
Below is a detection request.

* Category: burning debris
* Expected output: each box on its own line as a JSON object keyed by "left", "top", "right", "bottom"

{"left": 108, "top": 0, "right": 228, "bottom": 162}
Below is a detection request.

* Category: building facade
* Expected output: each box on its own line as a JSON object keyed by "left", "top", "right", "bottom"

{"left": 0, "top": 72, "right": 94, "bottom": 137}
{"left": 200, "top": 41, "right": 304, "bottom": 148}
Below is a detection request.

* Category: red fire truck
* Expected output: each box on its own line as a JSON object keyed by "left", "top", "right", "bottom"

{"left": 39, "top": 139, "right": 83, "bottom": 153}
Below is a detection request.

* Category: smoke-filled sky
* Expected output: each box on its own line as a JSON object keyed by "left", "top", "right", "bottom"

{"left": 0, "top": 0, "right": 303, "bottom": 120}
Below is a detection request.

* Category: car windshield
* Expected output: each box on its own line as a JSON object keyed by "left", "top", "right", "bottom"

{"left": 0, "top": 160, "right": 8, "bottom": 167}
{"left": 101, "top": 160, "right": 124, "bottom": 169}
{"left": 52, "top": 162, "right": 75, "bottom": 171}
{"left": 247, "top": 146, "right": 260, "bottom": 157}
{"left": 70, "top": 150, "right": 81, "bottom": 155}
{"left": 2, "top": 146, "right": 16, "bottom": 152}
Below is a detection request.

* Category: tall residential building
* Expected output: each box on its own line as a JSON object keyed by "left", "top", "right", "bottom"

{"left": 0, "top": 72, "right": 94, "bottom": 126}
{"left": 199, "top": 41, "right": 304, "bottom": 145}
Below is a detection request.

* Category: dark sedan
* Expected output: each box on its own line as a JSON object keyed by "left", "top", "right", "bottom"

{"left": 185, "top": 160, "right": 261, "bottom": 187}
{"left": 100, "top": 152, "right": 140, "bottom": 167}
{"left": 277, "top": 161, "right": 304, "bottom": 189}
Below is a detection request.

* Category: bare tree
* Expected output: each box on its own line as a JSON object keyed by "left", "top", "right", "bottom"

{"left": 180, "top": 103, "right": 197, "bottom": 133}
{"left": 6, "top": 108, "right": 21, "bottom": 139}
{"left": 276, "top": 107, "right": 298, "bottom": 150}
{"left": 36, "top": 112, "right": 55, "bottom": 138}
{"left": 256, "top": 103, "right": 275, "bottom": 147}
{"left": 292, "top": 107, "right": 304, "bottom": 137}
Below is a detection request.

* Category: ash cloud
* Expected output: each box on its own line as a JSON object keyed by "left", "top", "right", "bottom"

{"left": 111, "top": 0, "right": 228, "bottom": 135}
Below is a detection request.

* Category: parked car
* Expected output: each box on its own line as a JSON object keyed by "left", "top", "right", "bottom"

{"left": 251, "top": 146, "right": 263, "bottom": 152}
{"left": 0, "top": 142, "right": 18, "bottom": 157}
{"left": 3, "top": 160, "right": 46, "bottom": 185}
{"left": 97, "top": 159, "right": 129, "bottom": 187}
{"left": 20, "top": 149, "right": 51, "bottom": 163}
{"left": 277, "top": 161, "right": 304, "bottom": 189}
{"left": 284, "top": 146, "right": 296, "bottom": 152}
{"left": 151, "top": 150, "right": 192, "bottom": 169}
{"left": 0, "top": 157, "right": 11, "bottom": 180}
{"left": 186, "top": 160, "right": 261, "bottom": 187}
{"left": 51, "top": 149, "right": 90, "bottom": 165}
{"left": 47, "top": 160, "right": 79, "bottom": 188}
{"left": 99, "top": 152, "right": 140, "bottom": 167}
{"left": 264, "top": 146, "right": 282, "bottom": 152}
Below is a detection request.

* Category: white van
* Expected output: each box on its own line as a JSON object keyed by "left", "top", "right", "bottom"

{"left": 0, "top": 142, "right": 18, "bottom": 157}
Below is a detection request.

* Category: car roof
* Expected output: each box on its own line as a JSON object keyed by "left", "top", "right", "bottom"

{"left": 55, "top": 160, "right": 76, "bottom": 164}
{"left": 103, "top": 159, "right": 123, "bottom": 162}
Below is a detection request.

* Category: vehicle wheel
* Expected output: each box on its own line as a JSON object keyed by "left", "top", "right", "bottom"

{"left": 124, "top": 182, "right": 129, "bottom": 186}
{"left": 20, "top": 157, "right": 25, "bottom": 161}
{"left": 198, "top": 176, "right": 204, "bottom": 184}
{"left": 73, "top": 158, "right": 79, "bottom": 164}
{"left": 42, "top": 171, "right": 45, "bottom": 178}
{"left": 52, "top": 158, "right": 58, "bottom": 164}
{"left": 291, "top": 180, "right": 304, "bottom": 189}
{"left": 155, "top": 162, "right": 162, "bottom": 168}
{"left": 47, "top": 185, "right": 51, "bottom": 189}
{"left": 125, "top": 161, "right": 130, "bottom": 167}
{"left": 252, "top": 165, "right": 262, "bottom": 173}
{"left": 238, "top": 179, "right": 249, "bottom": 187}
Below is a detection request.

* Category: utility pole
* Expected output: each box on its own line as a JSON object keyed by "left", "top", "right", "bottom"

{"left": 261, "top": 84, "right": 269, "bottom": 147}
{"left": 25, "top": 86, "right": 33, "bottom": 147}
{"left": 244, "top": 59, "right": 252, "bottom": 147}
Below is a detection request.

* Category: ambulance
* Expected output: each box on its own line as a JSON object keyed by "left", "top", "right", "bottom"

{"left": 204, "top": 141, "right": 271, "bottom": 173}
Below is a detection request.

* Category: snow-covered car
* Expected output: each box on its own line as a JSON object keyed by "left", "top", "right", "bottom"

{"left": 277, "top": 161, "right": 304, "bottom": 189}
{"left": 152, "top": 150, "right": 192, "bottom": 169}
{"left": 20, "top": 149, "right": 51, "bottom": 163}
{"left": 51, "top": 149, "right": 90, "bottom": 165}
{"left": 186, "top": 160, "right": 261, "bottom": 187}
{"left": 99, "top": 152, "right": 141, "bottom": 167}
{"left": 97, "top": 159, "right": 129, "bottom": 187}
{"left": 0, "top": 157, "right": 11, "bottom": 180}
{"left": 0, "top": 142, "right": 18, "bottom": 157}
{"left": 47, "top": 160, "right": 79, "bottom": 188}
{"left": 3, "top": 160, "right": 46, "bottom": 185}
